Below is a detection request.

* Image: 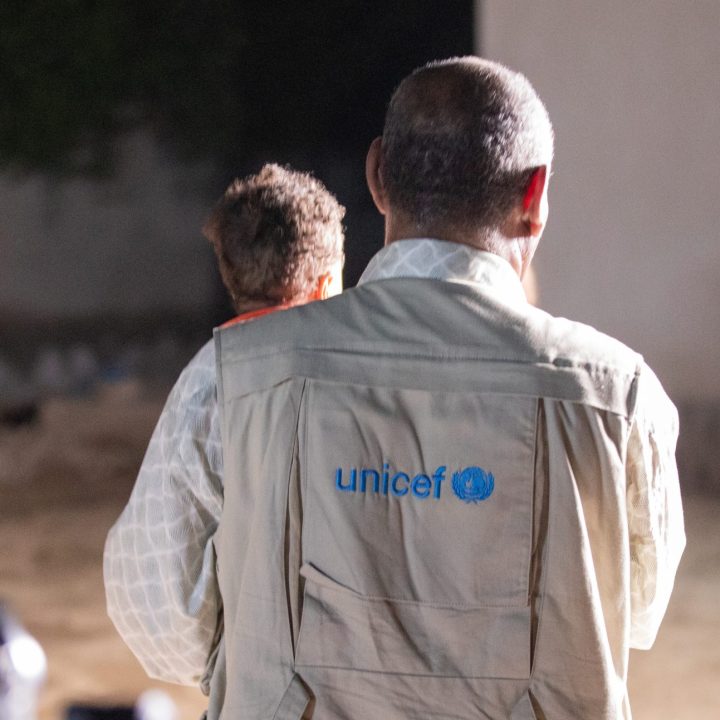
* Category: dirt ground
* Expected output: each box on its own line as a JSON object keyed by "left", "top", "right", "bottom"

{"left": 0, "top": 385, "right": 717, "bottom": 719}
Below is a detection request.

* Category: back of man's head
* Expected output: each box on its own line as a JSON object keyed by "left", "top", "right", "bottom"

{"left": 203, "top": 164, "right": 345, "bottom": 313}
{"left": 381, "top": 57, "right": 554, "bottom": 234}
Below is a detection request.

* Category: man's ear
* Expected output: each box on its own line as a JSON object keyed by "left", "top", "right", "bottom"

{"left": 365, "top": 137, "right": 388, "bottom": 215}
{"left": 310, "top": 267, "right": 342, "bottom": 301}
{"left": 522, "top": 165, "right": 550, "bottom": 238}
{"left": 311, "top": 273, "right": 330, "bottom": 301}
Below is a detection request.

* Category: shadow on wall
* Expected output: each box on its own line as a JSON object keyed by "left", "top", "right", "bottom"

{"left": 676, "top": 402, "right": 720, "bottom": 494}
{"left": 0, "top": 131, "right": 218, "bottom": 321}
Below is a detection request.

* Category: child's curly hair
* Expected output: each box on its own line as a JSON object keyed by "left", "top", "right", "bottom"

{"left": 203, "top": 164, "right": 345, "bottom": 311}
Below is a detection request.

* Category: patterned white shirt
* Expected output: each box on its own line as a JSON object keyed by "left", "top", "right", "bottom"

{"left": 103, "top": 238, "right": 684, "bottom": 686}
{"left": 104, "top": 339, "right": 223, "bottom": 686}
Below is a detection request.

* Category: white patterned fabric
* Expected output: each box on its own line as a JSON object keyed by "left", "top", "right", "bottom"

{"left": 103, "top": 238, "right": 684, "bottom": 687}
{"left": 358, "top": 238, "right": 527, "bottom": 304}
{"left": 626, "top": 365, "right": 686, "bottom": 649}
{"left": 104, "top": 340, "right": 223, "bottom": 685}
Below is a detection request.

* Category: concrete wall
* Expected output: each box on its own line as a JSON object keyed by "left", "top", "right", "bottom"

{"left": 0, "top": 132, "right": 216, "bottom": 320}
{"left": 479, "top": 1, "right": 720, "bottom": 403}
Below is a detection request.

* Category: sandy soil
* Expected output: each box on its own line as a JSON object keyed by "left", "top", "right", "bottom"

{"left": 0, "top": 386, "right": 717, "bottom": 719}
{"left": 0, "top": 384, "right": 207, "bottom": 720}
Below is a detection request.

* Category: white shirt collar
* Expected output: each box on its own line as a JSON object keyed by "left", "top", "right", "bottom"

{"left": 357, "top": 238, "right": 527, "bottom": 305}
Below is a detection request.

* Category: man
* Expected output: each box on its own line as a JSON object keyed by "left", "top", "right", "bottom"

{"left": 209, "top": 58, "right": 685, "bottom": 719}
{"left": 103, "top": 163, "right": 345, "bottom": 690}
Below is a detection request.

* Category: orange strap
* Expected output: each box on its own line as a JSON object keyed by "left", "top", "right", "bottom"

{"left": 220, "top": 302, "right": 296, "bottom": 329}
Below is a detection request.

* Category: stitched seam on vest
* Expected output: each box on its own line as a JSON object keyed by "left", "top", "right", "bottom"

{"left": 302, "top": 566, "right": 528, "bottom": 610}
{"left": 528, "top": 401, "right": 553, "bottom": 681}
{"left": 291, "top": 664, "right": 527, "bottom": 681}
{"left": 519, "top": 400, "right": 539, "bottom": 605}
{"left": 285, "top": 379, "right": 307, "bottom": 660}
{"left": 271, "top": 674, "right": 304, "bottom": 720}
{"left": 626, "top": 365, "right": 643, "bottom": 427}
{"left": 225, "top": 375, "right": 634, "bottom": 423}
{"left": 292, "top": 382, "right": 313, "bottom": 670}
{"left": 301, "top": 382, "right": 311, "bottom": 557}
{"left": 222, "top": 349, "right": 640, "bottom": 378}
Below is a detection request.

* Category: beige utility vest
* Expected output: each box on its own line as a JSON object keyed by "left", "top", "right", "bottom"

{"left": 211, "top": 277, "right": 642, "bottom": 720}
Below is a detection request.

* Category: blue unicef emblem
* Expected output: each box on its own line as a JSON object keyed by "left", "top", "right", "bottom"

{"left": 451, "top": 467, "right": 494, "bottom": 503}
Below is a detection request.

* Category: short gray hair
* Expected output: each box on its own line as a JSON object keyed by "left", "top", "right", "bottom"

{"left": 381, "top": 57, "right": 554, "bottom": 231}
{"left": 203, "top": 164, "right": 345, "bottom": 311}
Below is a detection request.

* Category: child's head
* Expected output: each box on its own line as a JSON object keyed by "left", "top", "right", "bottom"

{"left": 203, "top": 163, "right": 345, "bottom": 313}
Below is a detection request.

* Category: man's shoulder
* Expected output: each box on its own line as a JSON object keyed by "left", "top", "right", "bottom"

{"left": 214, "top": 282, "right": 649, "bottom": 417}
{"left": 216, "top": 280, "right": 642, "bottom": 373}
{"left": 214, "top": 282, "right": 391, "bottom": 356}
{"left": 167, "top": 338, "right": 216, "bottom": 404}
{"left": 179, "top": 338, "right": 216, "bottom": 380}
{"left": 526, "top": 305, "right": 643, "bottom": 379}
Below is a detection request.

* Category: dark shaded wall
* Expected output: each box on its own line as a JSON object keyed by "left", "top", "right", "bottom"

{"left": 0, "top": 2, "right": 475, "bottom": 333}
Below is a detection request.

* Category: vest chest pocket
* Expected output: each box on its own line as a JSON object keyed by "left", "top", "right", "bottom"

{"left": 294, "top": 563, "right": 531, "bottom": 680}
{"left": 301, "top": 382, "right": 539, "bottom": 609}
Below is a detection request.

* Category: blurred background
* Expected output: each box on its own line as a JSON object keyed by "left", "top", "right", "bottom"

{"left": 0, "top": 1, "right": 717, "bottom": 718}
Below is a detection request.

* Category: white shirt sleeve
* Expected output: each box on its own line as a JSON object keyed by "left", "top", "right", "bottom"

{"left": 103, "top": 340, "right": 224, "bottom": 685}
{"left": 626, "top": 363, "right": 686, "bottom": 649}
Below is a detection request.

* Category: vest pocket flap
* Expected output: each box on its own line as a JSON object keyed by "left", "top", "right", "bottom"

{"left": 296, "top": 564, "right": 531, "bottom": 680}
